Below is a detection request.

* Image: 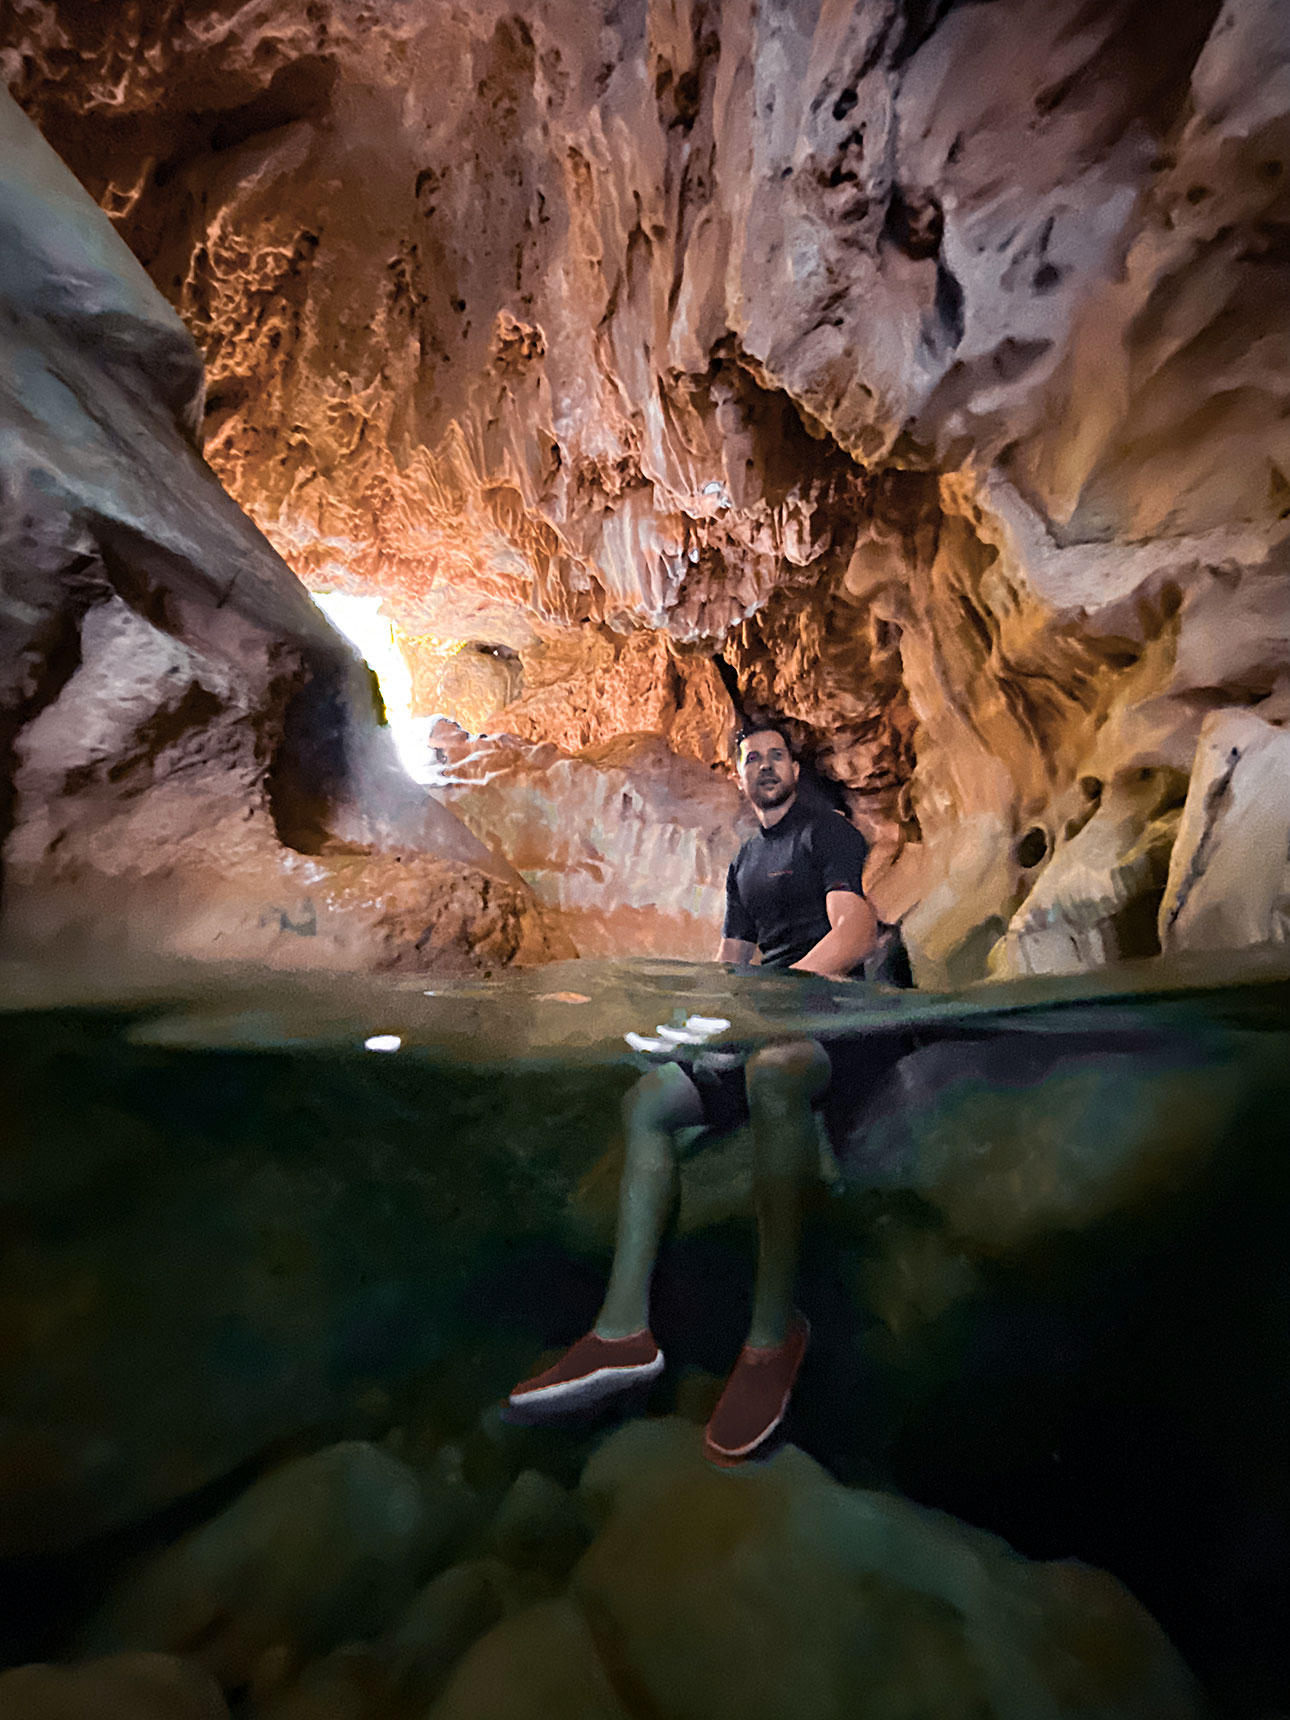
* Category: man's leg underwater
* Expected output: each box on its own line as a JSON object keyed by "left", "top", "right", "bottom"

{"left": 704, "top": 1039, "right": 830, "bottom": 1464}
{"left": 595, "top": 1062, "right": 704, "bottom": 1337}
{"left": 507, "top": 1062, "right": 703, "bottom": 1416}
{"left": 746, "top": 1040, "right": 831, "bottom": 1345}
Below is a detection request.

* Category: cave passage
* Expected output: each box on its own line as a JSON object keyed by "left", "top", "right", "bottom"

{"left": 4, "top": 0, "right": 1290, "bottom": 1713}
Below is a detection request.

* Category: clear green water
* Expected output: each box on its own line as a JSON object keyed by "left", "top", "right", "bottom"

{"left": 2, "top": 949, "right": 1289, "bottom": 1711}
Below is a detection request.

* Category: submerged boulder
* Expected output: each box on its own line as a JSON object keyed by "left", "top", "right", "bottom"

{"left": 433, "top": 1417, "right": 1201, "bottom": 1720}
{"left": 81, "top": 1443, "right": 435, "bottom": 1688}
{"left": 429, "top": 1596, "right": 629, "bottom": 1720}
{"left": 0, "top": 1653, "right": 229, "bottom": 1720}
{"left": 381, "top": 1558, "right": 509, "bottom": 1707}
{"left": 485, "top": 1469, "right": 590, "bottom": 1582}
{"left": 251, "top": 1645, "right": 404, "bottom": 1720}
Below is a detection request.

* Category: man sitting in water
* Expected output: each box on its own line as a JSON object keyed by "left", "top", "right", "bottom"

{"left": 508, "top": 722, "right": 895, "bottom": 1464}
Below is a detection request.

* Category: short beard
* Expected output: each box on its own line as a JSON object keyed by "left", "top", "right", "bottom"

{"left": 748, "top": 777, "right": 794, "bottom": 810}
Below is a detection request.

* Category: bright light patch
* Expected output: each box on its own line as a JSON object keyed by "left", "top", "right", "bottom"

{"left": 364, "top": 1034, "right": 403, "bottom": 1053}
{"left": 310, "top": 591, "right": 431, "bottom": 780}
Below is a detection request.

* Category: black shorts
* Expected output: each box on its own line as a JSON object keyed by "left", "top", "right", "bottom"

{"left": 682, "top": 1032, "right": 913, "bottom": 1160}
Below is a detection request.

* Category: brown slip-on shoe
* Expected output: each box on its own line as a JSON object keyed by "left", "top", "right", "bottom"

{"left": 507, "top": 1328, "right": 663, "bottom": 1415}
{"left": 703, "top": 1315, "right": 809, "bottom": 1466}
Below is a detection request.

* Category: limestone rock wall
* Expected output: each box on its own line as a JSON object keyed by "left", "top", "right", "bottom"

{"left": 428, "top": 724, "right": 753, "bottom": 958}
{"left": 493, "top": 627, "right": 736, "bottom": 768}
{"left": 0, "top": 87, "right": 561, "bottom": 974}
{"left": 6, "top": 0, "right": 1290, "bottom": 979}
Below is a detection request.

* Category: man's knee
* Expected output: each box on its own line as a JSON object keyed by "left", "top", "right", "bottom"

{"left": 622, "top": 1062, "right": 704, "bottom": 1136}
{"left": 746, "top": 1039, "right": 831, "bottom": 1112}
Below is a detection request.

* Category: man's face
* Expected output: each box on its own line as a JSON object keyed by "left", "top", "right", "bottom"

{"left": 738, "top": 730, "right": 799, "bottom": 813}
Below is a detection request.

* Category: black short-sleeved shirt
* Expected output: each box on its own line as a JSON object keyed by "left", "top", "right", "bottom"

{"left": 722, "top": 795, "right": 870, "bottom": 970}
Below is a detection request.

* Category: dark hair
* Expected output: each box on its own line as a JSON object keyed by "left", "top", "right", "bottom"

{"left": 734, "top": 719, "right": 796, "bottom": 759}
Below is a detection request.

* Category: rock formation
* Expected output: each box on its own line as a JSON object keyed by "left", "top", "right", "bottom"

{"left": 0, "top": 1654, "right": 231, "bottom": 1720}
{"left": 379, "top": 1417, "right": 1205, "bottom": 1720}
{"left": 4, "top": 962, "right": 1289, "bottom": 1707}
{"left": 7, "top": 19, "right": 1290, "bottom": 1709}
{"left": 6, "top": 0, "right": 1289, "bottom": 979}
{"left": 428, "top": 723, "right": 751, "bottom": 958}
{"left": 8, "top": 1425, "right": 1205, "bottom": 1720}
{"left": 0, "top": 85, "right": 562, "bottom": 973}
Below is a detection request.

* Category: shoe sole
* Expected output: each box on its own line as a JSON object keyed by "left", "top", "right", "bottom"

{"left": 508, "top": 1351, "right": 664, "bottom": 1413}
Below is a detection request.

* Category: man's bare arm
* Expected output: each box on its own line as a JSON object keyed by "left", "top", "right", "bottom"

{"left": 716, "top": 937, "right": 758, "bottom": 964}
{"left": 789, "top": 890, "right": 877, "bottom": 979}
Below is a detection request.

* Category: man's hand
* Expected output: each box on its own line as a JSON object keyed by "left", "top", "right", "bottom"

{"left": 716, "top": 937, "right": 758, "bottom": 965}
{"left": 790, "top": 891, "right": 877, "bottom": 979}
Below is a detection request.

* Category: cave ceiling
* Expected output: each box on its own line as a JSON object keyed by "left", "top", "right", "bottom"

{"left": 5, "top": 0, "right": 1290, "bottom": 975}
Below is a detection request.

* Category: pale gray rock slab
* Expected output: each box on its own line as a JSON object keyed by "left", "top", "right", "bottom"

{"left": 1160, "top": 708, "right": 1290, "bottom": 953}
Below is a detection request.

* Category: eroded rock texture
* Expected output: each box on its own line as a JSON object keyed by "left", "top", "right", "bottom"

{"left": 0, "top": 87, "right": 561, "bottom": 974}
{"left": 5, "top": 0, "right": 1290, "bottom": 977}
{"left": 435, "top": 1417, "right": 1203, "bottom": 1720}
{"left": 430, "top": 723, "right": 753, "bottom": 957}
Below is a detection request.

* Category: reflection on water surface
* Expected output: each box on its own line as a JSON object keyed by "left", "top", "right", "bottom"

{"left": 5, "top": 946, "right": 1290, "bottom": 1065}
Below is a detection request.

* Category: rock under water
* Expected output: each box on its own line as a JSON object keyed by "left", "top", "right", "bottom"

{"left": 434, "top": 1416, "right": 1203, "bottom": 1720}
{"left": 0, "top": 1653, "right": 230, "bottom": 1720}
{"left": 1, "top": 956, "right": 1288, "bottom": 1713}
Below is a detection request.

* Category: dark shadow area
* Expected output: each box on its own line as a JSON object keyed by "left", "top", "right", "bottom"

{"left": 266, "top": 647, "right": 382, "bottom": 855}
{"left": 1, "top": 975, "right": 1287, "bottom": 1714}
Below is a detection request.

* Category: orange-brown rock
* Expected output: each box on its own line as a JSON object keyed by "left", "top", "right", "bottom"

{"left": 430, "top": 725, "right": 752, "bottom": 960}
{"left": 403, "top": 636, "right": 524, "bottom": 740}
{"left": 6, "top": 0, "right": 1290, "bottom": 978}
{"left": 3, "top": 592, "right": 565, "bottom": 973}
{"left": 0, "top": 87, "right": 560, "bottom": 976}
{"left": 404, "top": 624, "right": 734, "bottom": 769}
{"left": 495, "top": 627, "right": 735, "bottom": 768}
